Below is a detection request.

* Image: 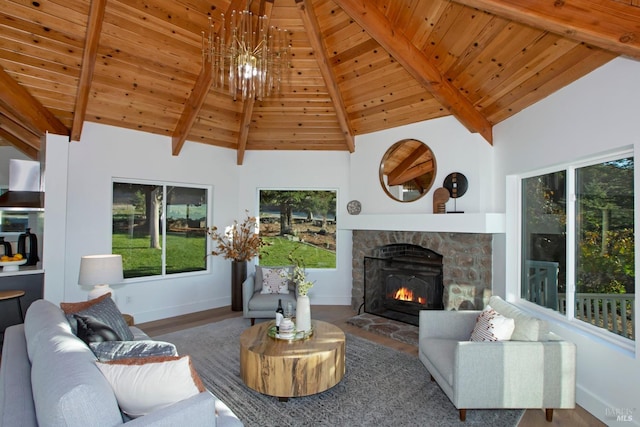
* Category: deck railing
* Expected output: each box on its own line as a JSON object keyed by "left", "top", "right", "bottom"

{"left": 559, "top": 293, "right": 635, "bottom": 340}
{"left": 525, "top": 260, "right": 635, "bottom": 340}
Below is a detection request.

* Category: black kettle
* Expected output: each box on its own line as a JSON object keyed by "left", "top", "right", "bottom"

{"left": 18, "top": 228, "right": 39, "bottom": 266}
{"left": 0, "top": 237, "right": 12, "bottom": 257}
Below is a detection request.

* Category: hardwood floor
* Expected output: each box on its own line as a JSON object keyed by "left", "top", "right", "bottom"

{"left": 138, "top": 305, "right": 605, "bottom": 427}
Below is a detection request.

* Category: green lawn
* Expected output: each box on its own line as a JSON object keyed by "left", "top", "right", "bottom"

{"left": 260, "top": 237, "right": 336, "bottom": 268}
{"left": 112, "top": 233, "right": 335, "bottom": 278}
{"left": 113, "top": 233, "right": 207, "bottom": 278}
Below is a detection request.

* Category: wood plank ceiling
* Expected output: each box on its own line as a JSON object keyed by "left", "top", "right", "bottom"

{"left": 0, "top": 0, "right": 638, "bottom": 164}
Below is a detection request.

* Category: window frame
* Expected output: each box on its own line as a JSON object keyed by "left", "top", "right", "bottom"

{"left": 512, "top": 147, "right": 636, "bottom": 354}
{"left": 111, "top": 178, "right": 213, "bottom": 282}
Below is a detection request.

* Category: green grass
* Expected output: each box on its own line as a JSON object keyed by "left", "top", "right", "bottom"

{"left": 112, "top": 233, "right": 336, "bottom": 278}
{"left": 113, "top": 233, "right": 207, "bottom": 278}
{"left": 260, "top": 237, "right": 336, "bottom": 268}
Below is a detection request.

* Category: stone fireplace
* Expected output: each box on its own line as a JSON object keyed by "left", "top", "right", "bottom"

{"left": 352, "top": 230, "right": 493, "bottom": 322}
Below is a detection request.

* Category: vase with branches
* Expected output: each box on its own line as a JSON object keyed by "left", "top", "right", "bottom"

{"left": 207, "top": 210, "right": 268, "bottom": 261}
{"left": 207, "top": 211, "right": 268, "bottom": 311}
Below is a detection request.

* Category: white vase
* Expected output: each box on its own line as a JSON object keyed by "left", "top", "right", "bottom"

{"left": 296, "top": 295, "right": 312, "bottom": 333}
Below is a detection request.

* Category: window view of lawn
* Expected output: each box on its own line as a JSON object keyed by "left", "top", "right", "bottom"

{"left": 259, "top": 190, "right": 337, "bottom": 269}
{"left": 112, "top": 182, "right": 208, "bottom": 278}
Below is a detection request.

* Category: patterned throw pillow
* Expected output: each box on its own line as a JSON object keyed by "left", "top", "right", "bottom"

{"left": 96, "top": 355, "right": 206, "bottom": 418}
{"left": 63, "top": 294, "right": 134, "bottom": 341}
{"left": 470, "top": 305, "right": 515, "bottom": 342}
{"left": 90, "top": 340, "right": 178, "bottom": 362}
{"left": 260, "top": 267, "right": 290, "bottom": 294}
{"left": 74, "top": 314, "right": 122, "bottom": 344}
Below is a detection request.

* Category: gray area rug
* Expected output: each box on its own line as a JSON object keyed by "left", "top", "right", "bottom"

{"left": 156, "top": 318, "right": 523, "bottom": 427}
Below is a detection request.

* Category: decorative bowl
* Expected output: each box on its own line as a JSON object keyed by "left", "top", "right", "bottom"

{"left": 0, "top": 259, "right": 28, "bottom": 272}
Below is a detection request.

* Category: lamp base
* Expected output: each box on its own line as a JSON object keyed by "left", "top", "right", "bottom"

{"left": 88, "top": 284, "right": 115, "bottom": 301}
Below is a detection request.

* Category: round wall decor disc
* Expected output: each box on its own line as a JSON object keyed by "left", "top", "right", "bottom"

{"left": 347, "top": 200, "right": 362, "bottom": 215}
{"left": 443, "top": 172, "right": 468, "bottom": 199}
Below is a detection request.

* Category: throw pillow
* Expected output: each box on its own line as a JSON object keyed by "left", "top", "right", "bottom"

{"left": 89, "top": 340, "right": 178, "bottom": 362}
{"left": 470, "top": 305, "right": 515, "bottom": 342}
{"left": 60, "top": 292, "right": 111, "bottom": 314}
{"left": 260, "top": 267, "right": 290, "bottom": 294}
{"left": 254, "top": 265, "right": 294, "bottom": 293}
{"left": 64, "top": 294, "right": 134, "bottom": 341}
{"left": 74, "top": 314, "right": 122, "bottom": 344}
{"left": 96, "top": 355, "right": 206, "bottom": 418}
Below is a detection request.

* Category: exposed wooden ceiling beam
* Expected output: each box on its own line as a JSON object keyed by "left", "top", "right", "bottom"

{"left": 452, "top": 0, "right": 640, "bottom": 60}
{"left": 0, "top": 113, "right": 41, "bottom": 155}
{"left": 172, "top": 64, "right": 213, "bottom": 155}
{"left": 237, "top": 0, "right": 274, "bottom": 165}
{"left": 0, "top": 67, "right": 69, "bottom": 139}
{"left": 296, "top": 0, "right": 355, "bottom": 153}
{"left": 0, "top": 128, "right": 39, "bottom": 160}
{"left": 333, "top": 0, "right": 493, "bottom": 144}
{"left": 71, "top": 0, "right": 106, "bottom": 142}
{"left": 172, "top": 0, "right": 246, "bottom": 156}
{"left": 237, "top": 100, "right": 254, "bottom": 165}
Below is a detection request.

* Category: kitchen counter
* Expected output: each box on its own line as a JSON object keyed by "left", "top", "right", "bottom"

{"left": 0, "top": 264, "right": 43, "bottom": 276}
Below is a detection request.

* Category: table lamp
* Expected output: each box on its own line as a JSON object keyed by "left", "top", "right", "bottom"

{"left": 78, "top": 254, "right": 124, "bottom": 301}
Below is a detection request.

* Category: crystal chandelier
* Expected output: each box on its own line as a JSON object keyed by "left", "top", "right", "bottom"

{"left": 202, "top": 5, "right": 291, "bottom": 101}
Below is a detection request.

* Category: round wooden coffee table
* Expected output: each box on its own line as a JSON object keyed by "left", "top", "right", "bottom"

{"left": 239, "top": 319, "right": 345, "bottom": 400}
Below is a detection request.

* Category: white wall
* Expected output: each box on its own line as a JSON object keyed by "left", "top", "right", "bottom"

{"left": 0, "top": 146, "right": 31, "bottom": 186}
{"left": 493, "top": 57, "right": 640, "bottom": 426}
{"left": 45, "top": 123, "right": 240, "bottom": 322}
{"left": 43, "top": 122, "right": 352, "bottom": 322}
{"left": 238, "top": 149, "right": 352, "bottom": 306}
{"left": 349, "top": 116, "right": 497, "bottom": 214}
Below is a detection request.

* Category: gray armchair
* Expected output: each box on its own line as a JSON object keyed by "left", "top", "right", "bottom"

{"left": 418, "top": 296, "right": 576, "bottom": 422}
{"left": 242, "top": 265, "right": 297, "bottom": 325}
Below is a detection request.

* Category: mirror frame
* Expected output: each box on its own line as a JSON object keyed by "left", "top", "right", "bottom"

{"left": 379, "top": 139, "right": 437, "bottom": 203}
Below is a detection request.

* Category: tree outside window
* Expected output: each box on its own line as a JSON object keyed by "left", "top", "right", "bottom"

{"left": 112, "top": 182, "right": 208, "bottom": 278}
{"left": 259, "top": 190, "right": 337, "bottom": 268}
{"left": 521, "top": 156, "right": 634, "bottom": 341}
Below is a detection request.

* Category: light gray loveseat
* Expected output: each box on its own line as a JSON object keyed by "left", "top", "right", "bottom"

{"left": 0, "top": 299, "right": 242, "bottom": 427}
{"left": 419, "top": 295, "right": 576, "bottom": 422}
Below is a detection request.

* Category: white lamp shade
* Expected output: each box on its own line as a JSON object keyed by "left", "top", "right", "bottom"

{"left": 78, "top": 254, "right": 124, "bottom": 287}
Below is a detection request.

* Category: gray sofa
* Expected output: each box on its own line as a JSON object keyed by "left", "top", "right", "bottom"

{"left": 0, "top": 299, "right": 242, "bottom": 427}
{"left": 419, "top": 296, "right": 576, "bottom": 422}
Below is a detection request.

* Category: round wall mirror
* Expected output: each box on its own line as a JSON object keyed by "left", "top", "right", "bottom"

{"left": 379, "top": 139, "right": 437, "bottom": 202}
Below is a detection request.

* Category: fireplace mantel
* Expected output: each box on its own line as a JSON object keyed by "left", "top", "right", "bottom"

{"left": 339, "top": 213, "right": 505, "bottom": 234}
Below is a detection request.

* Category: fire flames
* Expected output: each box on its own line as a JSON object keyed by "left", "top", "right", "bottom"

{"left": 393, "top": 287, "right": 426, "bottom": 304}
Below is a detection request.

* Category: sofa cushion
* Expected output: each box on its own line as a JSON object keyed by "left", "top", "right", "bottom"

{"left": 74, "top": 314, "right": 122, "bottom": 344}
{"left": 260, "top": 267, "right": 291, "bottom": 294}
{"left": 96, "top": 355, "right": 206, "bottom": 418}
{"left": 90, "top": 340, "right": 178, "bottom": 362}
{"left": 64, "top": 295, "right": 135, "bottom": 341}
{"left": 469, "top": 305, "right": 515, "bottom": 342}
{"left": 489, "top": 296, "right": 549, "bottom": 341}
{"left": 25, "top": 300, "right": 124, "bottom": 427}
{"left": 247, "top": 291, "right": 297, "bottom": 311}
